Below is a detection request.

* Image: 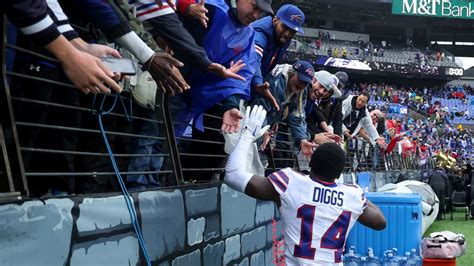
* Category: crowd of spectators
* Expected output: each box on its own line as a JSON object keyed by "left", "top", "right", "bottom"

{"left": 2, "top": 0, "right": 275, "bottom": 196}
{"left": 367, "top": 61, "right": 439, "bottom": 76}
{"left": 342, "top": 82, "right": 473, "bottom": 169}
{"left": 1, "top": 0, "right": 472, "bottom": 200}
{"left": 346, "top": 82, "right": 473, "bottom": 120}
{"left": 4, "top": 0, "right": 329, "bottom": 197}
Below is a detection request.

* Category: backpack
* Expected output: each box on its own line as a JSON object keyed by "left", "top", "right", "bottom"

{"left": 422, "top": 231, "right": 466, "bottom": 259}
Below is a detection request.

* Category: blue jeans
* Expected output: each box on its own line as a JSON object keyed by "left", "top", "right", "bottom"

{"left": 127, "top": 105, "right": 163, "bottom": 188}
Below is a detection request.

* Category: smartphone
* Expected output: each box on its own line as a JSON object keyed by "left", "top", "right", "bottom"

{"left": 101, "top": 57, "right": 137, "bottom": 75}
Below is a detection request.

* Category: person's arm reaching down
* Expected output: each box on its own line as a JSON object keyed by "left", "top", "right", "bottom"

{"left": 45, "top": 0, "right": 79, "bottom": 41}
{"left": 71, "top": 0, "right": 189, "bottom": 95}
{"left": 70, "top": 38, "right": 121, "bottom": 58}
{"left": 319, "top": 121, "right": 331, "bottom": 133}
{"left": 3, "top": 0, "right": 120, "bottom": 93}
{"left": 361, "top": 115, "right": 388, "bottom": 149}
{"left": 45, "top": 35, "right": 122, "bottom": 94}
{"left": 332, "top": 99, "right": 343, "bottom": 137}
{"left": 181, "top": 0, "right": 208, "bottom": 28}
{"left": 3, "top": 0, "right": 60, "bottom": 46}
{"left": 358, "top": 128, "right": 371, "bottom": 142}
{"left": 47, "top": 0, "right": 121, "bottom": 58}
{"left": 287, "top": 112, "right": 317, "bottom": 158}
{"left": 251, "top": 28, "right": 279, "bottom": 110}
{"left": 224, "top": 105, "right": 279, "bottom": 203}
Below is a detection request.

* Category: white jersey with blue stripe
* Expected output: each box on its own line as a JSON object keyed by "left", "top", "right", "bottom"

{"left": 267, "top": 168, "right": 367, "bottom": 265}
{"left": 129, "top": 0, "right": 175, "bottom": 21}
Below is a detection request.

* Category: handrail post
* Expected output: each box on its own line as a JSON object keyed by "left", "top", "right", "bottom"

{"left": 160, "top": 94, "right": 184, "bottom": 185}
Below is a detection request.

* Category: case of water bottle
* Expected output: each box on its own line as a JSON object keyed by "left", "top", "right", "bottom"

{"left": 346, "top": 192, "right": 422, "bottom": 259}
{"left": 343, "top": 247, "right": 423, "bottom": 265}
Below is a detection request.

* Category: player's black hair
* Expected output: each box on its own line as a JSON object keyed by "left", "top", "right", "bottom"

{"left": 309, "top": 143, "right": 346, "bottom": 182}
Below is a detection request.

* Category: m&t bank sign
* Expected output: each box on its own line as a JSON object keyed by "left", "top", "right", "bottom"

{"left": 392, "top": 0, "right": 474, "bottom": 19}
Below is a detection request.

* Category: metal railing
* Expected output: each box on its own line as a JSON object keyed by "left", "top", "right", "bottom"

{"left": 0, "top": 17, "right": 425, "bottom": 199}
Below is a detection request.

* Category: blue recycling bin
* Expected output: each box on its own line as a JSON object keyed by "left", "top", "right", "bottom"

{"left": 346, "top": 192, "right": 422, "bottom": 258}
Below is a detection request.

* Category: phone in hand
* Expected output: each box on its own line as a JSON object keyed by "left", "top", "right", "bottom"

{"left": 101, "top": 57, "right": 136, "bottom": 75}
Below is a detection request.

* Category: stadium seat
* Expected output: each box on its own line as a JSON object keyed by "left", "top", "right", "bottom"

{"left": 450, "top": 190, "right": 469, "bottom": 220}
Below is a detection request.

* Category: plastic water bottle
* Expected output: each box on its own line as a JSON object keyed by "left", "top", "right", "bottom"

{"left": 409, "top": 249, "right": 422, "bottom": 266}
{"left": 391, "top": 248, "right": 402, "bottom": 264}
{"left": 381, "top": 250, "right": 398, "bottom": 266}
{"left": 365, "top": 248, "right": 381, "bottom": 266}
{"left": 405, "top": 249, "right": 422, "bottom": 266}
{"left": 343, "top": 246, "right": 361, "bottom": 266}
{"left": 403, "top": 251, "right": 415, "bottom": 266}
{"left": 398, "top": 252, "right": 408, "bottom": 266}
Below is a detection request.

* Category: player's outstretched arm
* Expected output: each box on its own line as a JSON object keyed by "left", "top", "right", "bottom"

{"left": 357, "top": 200, "right": 386, "bottom": 230}
{"left": 224, "top": 105, "right": 279, "bottom": 204}
{"left": 245, "top": 175, "right": 280, "bottom": 204}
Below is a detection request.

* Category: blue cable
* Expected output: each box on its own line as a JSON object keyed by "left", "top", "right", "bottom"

{"left": 93, "top": 94, "right": 152, "bottom": 266}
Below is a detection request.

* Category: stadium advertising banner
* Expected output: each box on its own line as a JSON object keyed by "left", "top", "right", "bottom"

{"left": 317, "top": 56, "right": 372, "bottom": 71}
{"left": 392, "top": 0, "right": 474, "bottom": 20}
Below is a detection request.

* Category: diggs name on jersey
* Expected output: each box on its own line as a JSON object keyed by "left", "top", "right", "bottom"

{"left": 312, "top": 187, "right": 344, "bottom": 207}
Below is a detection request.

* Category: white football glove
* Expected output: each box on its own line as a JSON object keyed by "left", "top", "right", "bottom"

{"left": 242, "top": 105, "right": 270, "bottom": 140}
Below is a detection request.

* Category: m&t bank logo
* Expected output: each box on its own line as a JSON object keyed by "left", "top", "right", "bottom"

{"left": 395, "top": 0, "right": 474, "bottom": 19}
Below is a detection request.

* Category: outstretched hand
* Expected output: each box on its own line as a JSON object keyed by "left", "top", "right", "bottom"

{"left": 188, "top": 0, "right": 209, "bottom": 28}
{"left": 145, "top": 53, "right": 190, "bottom": 96}
{"left": 344, "top": 129, "right": 352, "bottom": 139}
{"left": 242, "top": 105, "right": 270, "bottom": 139}
{"left": 376, "top": 138, "right": 388, "bottom": 150}
{"left": 84, "top": 43, "right": 121, "bottom": 58}
{"left": 208, "top": 60, "right": 246, "bottom": 81}
{"left": 62, "top": 50, "right": 122, "bottom": 94}
{"left": 300, "top": 139, "right": 317, "bottom": 158}
{"left": 259, "top": 124, "right": 277, "bottom": 150}
{"left": 222, "top": 108, "right": 243, "bottom": 133}
{"left": 313, "top": 132, "right": 343, "bottom": 145}
{"left": 254, "top": 82, "right": 279, "bottom": 111}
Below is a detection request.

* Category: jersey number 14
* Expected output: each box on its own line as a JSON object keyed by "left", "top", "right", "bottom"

{"left": 294, "top": 204, "right": 351, "bottom": 262}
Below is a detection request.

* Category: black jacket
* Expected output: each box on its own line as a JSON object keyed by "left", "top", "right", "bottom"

{"left": 2, "top": 0, "right": 61, "bottom": 46}
{"left": 428, "top": 171, "right": 448, "bottom": 191}
{"left": 306, "top": 97, "right": 343, "bottom": 139}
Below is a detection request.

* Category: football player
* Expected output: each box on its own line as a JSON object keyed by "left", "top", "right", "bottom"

{"left": 225, "top": 105, "right": 386, "bottom": 265}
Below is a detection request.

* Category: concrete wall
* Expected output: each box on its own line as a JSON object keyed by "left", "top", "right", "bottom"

{"left": 0, "top": 171, "right": 425, "bottom": 265}
{"left": 0, "top": 184, "right": 284, "bottom": 266}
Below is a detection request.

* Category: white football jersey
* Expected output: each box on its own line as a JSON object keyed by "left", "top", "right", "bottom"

{"left": 267, "top": 168, "right": 367, "bottom": 266}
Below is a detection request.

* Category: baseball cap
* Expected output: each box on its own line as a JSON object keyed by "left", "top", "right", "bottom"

{"left": 292, "top": 60, "right": 314, "bottom": 84}
{"left": 334, "top": 71, "right": 348, "bottom": 89}
{"left": 132, "top": 71, "right": 157, "bottom": 110}
{"left": 330, "top": 74, "right": 343, "bottom": 98}
{"left": 276, "top": 4, "right": 305, "bottom": 33}
{"left": 314, "top": 70, "right": 342, "bottom": 98}
{"left": 256, "top": 0, "right": 274, "bottom": 15}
